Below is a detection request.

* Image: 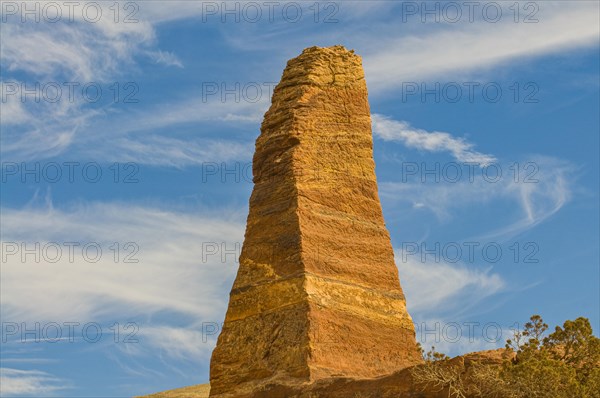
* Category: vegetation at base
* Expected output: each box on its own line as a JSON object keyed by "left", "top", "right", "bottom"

{"left": 412, "top": 315, "right": 600, "bottom": 398}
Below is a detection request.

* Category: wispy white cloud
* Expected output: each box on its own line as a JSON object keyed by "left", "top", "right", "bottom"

{"left": 85, "top": 135, "right": 253, "bottom": 167}
{"left": 1, "top": 2, "right": 273, "bottom": 166}
{"left": 363, "top": 1, "right": 600, "bottom": 92}
{"left": 1, "top": 201, "right": 244, "bottom": 323}
{"left": 397, "top": 250, "right": 505, "bottom": 315}
{"left": 0, "top": 82, "right": 30, "bottom": 125}
{"left": 372, "top": 114, "right": 496, "bottom": 165}
{"left": 0, "top": 1, "right": 205, "bottom": 164}
{"left": 0, "top": 86, "right": 264, "bottom": 164}
{"left": 395, "top": 247, "right": 507, "bottom": 357}
{"left": 146, "top": 50, "right": 184, "bottom": 68}
{"left": 97, "top": 95, "right": 267, "bottom": 136}
{"left": 0, "top": 13, "right": 154, "bottom": 82}
{"left": 0, "top": 82, "right": 99, "bottom": 160}
{"left": 474, "top": 158, "right": 573, "bottom": 241}
{"left": 0, "top": 368, "right": 67, "bottom": 397}
{"left": 381, "top": 156, "right": 573, "bottom": 240}
{"left": 136, "top": 325, "right": 217, "bottom": 362}
{"left": 56, "top": 96, "right": 264, "bottom": 165}
{"left": 375, "top": 113, "right": 572, "bottom": 236}
{"left": 1, "top": 199, "right": 246, "bottom": 385}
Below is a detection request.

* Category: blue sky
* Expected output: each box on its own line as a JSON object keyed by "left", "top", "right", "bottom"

{"left": 0, "top": 1, "right": 599, "bottom": 396}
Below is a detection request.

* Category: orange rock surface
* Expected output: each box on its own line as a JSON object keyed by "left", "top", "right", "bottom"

{"left": 208, "top": 45, "right": 421, "bottom": 398}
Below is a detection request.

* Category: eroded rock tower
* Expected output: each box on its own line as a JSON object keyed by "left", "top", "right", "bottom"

{"left": 209, "top": 45, "right": 421, "bottom": 398}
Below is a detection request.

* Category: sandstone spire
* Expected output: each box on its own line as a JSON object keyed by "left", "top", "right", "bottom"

{"left": 209, "top": 45, "right": 421, "bottom": 398}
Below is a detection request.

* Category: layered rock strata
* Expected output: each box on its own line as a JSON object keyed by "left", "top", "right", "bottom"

{"left": 209, "top": 45, "right": 421, "bottom": 398}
